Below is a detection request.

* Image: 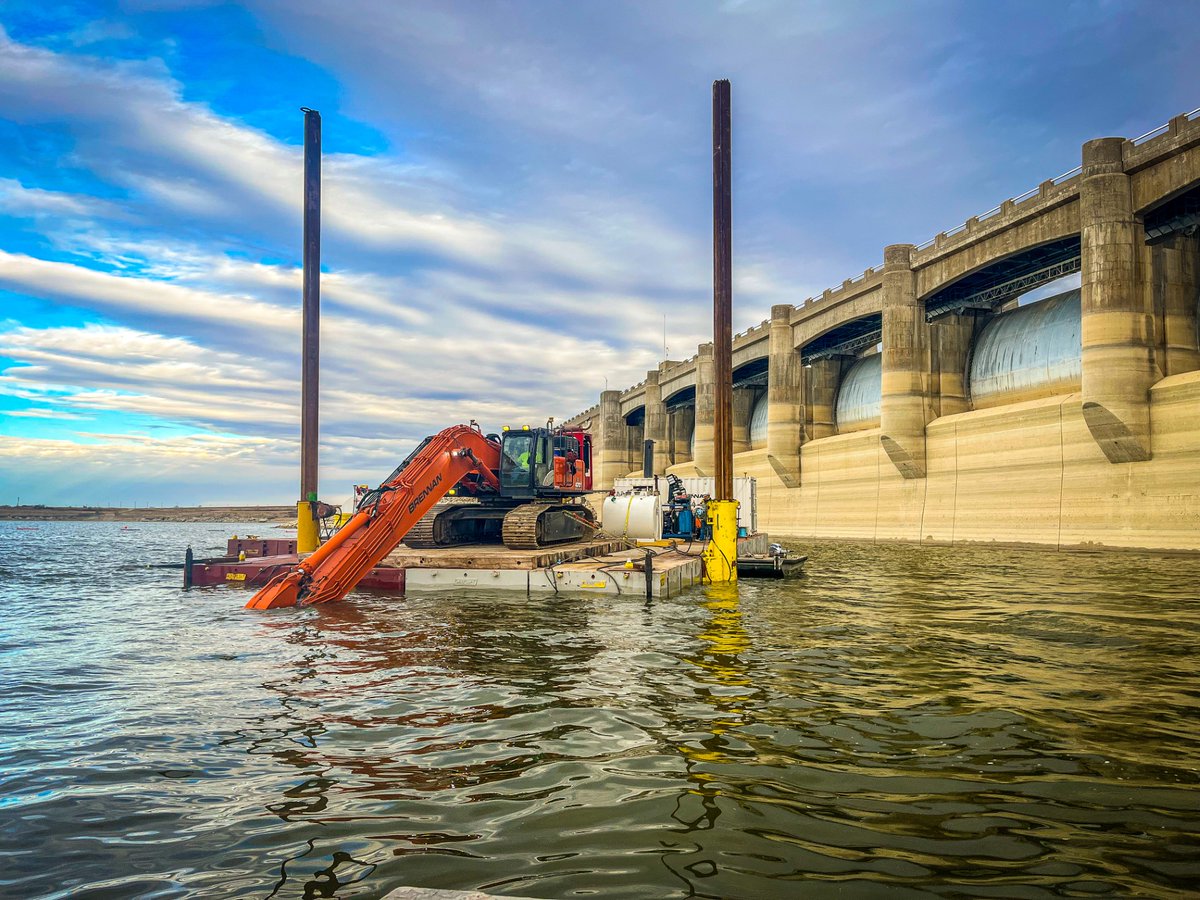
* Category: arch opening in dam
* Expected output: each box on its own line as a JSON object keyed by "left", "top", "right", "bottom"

{"left": 801, "top": 313, "right": 882, "bottom": 363}
{"left": 922, "top": 236, "right": 1081, "bottom": 319}
{"left": 834, "top": 353, "right": 882, "bottom": 432}
{"left": 749, "top": 391, "right": 767, "bottom": 449}
{"left": 824, "top": 287, "right": 1085, "bottom": 430}
{"left": 969, "top": 288, "right": 1081, "bottom": 408}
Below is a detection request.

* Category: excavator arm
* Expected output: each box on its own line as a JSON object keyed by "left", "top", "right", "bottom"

{"left": 247, "top": 424, "right": 501, "bottom": 609}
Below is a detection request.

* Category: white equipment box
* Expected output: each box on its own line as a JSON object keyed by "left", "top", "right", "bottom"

{"left": 612, "top": 475, "right": 757, "bottom": 535}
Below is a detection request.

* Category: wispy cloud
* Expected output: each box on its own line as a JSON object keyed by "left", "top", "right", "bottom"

{"left": 2, "top": 407, "right": 93, "bottom": 420}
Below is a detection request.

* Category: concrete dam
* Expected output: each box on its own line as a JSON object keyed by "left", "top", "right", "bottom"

{"left": 565, "top": 110, "right": 1200, "bottom": 553}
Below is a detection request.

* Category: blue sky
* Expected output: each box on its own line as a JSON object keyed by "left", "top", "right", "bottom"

{"left": 0, "top": 0, "right": 1196, "bottom": 506}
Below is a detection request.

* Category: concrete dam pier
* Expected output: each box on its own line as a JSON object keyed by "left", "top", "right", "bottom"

{"left": 566, "top": 109, "right": 1200, "bottom": 553}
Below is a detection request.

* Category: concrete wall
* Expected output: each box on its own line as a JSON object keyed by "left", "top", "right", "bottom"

{"left": 687, "top": 373, "right": 1200, "bottom": 552}
{"left": 580, "top": 108, "right": 1200, "bottom": 552}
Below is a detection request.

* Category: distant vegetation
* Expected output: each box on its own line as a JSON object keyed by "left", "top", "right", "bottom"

{"left": 0, "top": 505, "right": 295, "bottom": 523}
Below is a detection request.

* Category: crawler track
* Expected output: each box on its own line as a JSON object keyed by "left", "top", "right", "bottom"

{"left": 403, "top": 499, "right": 506, "bottom": 549}
{"left": 403, "top": 502, "right": 454, "bottom": 549}
{"left": 502, "top": 502, "right": 596, "bottom": 550}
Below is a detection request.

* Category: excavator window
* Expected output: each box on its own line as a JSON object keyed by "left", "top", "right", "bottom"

{"left": 552, "top": 435, "right": 580, "bottom": 457}
{"left": 500, "top": 432, "right": 535, "bottom": 490}
{"left": 534, "top": 435, "right": 551, "bottom": 488}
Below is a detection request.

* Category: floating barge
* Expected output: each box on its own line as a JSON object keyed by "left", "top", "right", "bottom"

{"left": 187, "top": 533, "right": 795, "bottom": 600}
{"left": 187, "top": 536, "right": 404, "bottom": 592}
{"left": 391, "top": 540, "right": 703, "bottom": 597}
{"left": 736, "top": 552, "right": 809, "bottom": 578}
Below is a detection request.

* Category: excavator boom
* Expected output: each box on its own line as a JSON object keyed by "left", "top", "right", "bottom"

{"left": 246, "top": 424, "right": 501, "bottom": 609}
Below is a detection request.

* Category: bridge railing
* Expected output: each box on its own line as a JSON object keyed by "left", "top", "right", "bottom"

{"left": 913, "top": 107, "right": 1199, "bottom": 252}
{"left": 914, "top": 160, "right": 1086, "bottom": 253}
{"left": 1130, "top": 106, "right": 1200, "bottom": 146}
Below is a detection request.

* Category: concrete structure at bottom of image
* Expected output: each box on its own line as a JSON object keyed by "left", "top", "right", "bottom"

{"left": 565, "top": 109, "right": 1200, "bottom": 553}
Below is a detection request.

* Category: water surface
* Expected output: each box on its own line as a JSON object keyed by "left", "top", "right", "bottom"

{"left": 1, "top": 522, "right": 1197, "bottom": 898}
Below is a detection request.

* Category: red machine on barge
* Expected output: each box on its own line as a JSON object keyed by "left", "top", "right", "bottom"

{"left": 188, "top": 422, "right": 596, "bottom": 609}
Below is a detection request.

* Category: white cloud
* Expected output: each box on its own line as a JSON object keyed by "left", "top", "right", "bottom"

{"left": 0, "top": 178, "right": 128, "bottom": 221}
{"left": 0, "top": 431, "right": 287, "bottom": 506}
{"left": 0, "top": 25, "right": 801, "bottom": 314}
{"left": 0, "top": 250, "right": 299, "bottom": 345}
{"left": 0, "top": 28, "right": 503, "bottom": 265}
{"left": 1, "top": 408, "right": 93, "bottom": 420}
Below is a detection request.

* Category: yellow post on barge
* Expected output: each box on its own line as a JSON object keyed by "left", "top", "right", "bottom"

{"left": 297, "top": 107, "right": 322, "bottom": 554}
{"left": 706, "top": 79, "right": 738, "bottom": 583}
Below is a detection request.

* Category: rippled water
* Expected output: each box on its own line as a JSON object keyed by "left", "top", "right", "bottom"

{"left": 2, "top": 522, "right": 1198, "bottom": 899}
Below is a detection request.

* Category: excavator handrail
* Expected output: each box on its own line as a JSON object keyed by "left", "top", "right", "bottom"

{"left": 246, "top": 424, "right": 501, "bottom": 609}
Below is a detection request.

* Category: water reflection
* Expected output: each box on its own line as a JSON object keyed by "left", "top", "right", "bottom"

{"left": 220, "top": 588, "right": 619, "bottom": 896}
{"left": 662, "top": 584, "right": 758, "bottom": 893}
{"left": 266, "top": 840, "right": 376, "bottom": 900}
{"left": 1, "top": 524, "right": 1198, "bottom": 898}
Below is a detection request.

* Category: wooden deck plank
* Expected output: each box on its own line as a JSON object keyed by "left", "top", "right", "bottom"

{"left": 553, "top": 548, "right": 701, "bottom": 573}
{"left": 384, "top": 538, "right": 627, "bottom": 570}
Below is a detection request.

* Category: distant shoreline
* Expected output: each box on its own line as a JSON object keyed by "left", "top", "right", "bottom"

{"left": 0, "top": 505, "right": 296, "bottom": 523}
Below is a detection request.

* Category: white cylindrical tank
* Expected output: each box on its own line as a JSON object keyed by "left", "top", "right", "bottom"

{"left": 601, "top": 494, "right": 663, "bottom": 541}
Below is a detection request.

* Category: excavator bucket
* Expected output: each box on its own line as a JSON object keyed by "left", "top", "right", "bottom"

{"left": 244, "top": 424, "right": 502, "bottom": 610}
{"left": 244, "top": 570, "right": 305, "bottom": 610}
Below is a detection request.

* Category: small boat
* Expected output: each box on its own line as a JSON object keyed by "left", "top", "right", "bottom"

{"left": 737, "top": 544, "right": 807, "bottom": 579}
{"left": 16, "top": 526, "right": 40, "bottom": 531}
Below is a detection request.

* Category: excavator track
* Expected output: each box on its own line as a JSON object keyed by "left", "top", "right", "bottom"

{"left": 502, "top": 502, "right": 596, "bottom": 550}
{"left": 405, "top": 499, "right": 510, "bottom": 549}
{"left": 404, "top": 500, "right": 470, "bottom": 549}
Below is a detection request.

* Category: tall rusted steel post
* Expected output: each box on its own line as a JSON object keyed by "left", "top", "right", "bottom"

{"left": 704, "top": 79, "right": 738, "bottom": 583}
{"left": 298, "top": 107, "right": 321, "bottom": 552}
{"left": 712, "top": 80, "right": 733, "bottom": 502}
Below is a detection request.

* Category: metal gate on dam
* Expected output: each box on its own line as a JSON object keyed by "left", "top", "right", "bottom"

{"left": 565, "top": 107, "right": 1200, "bottom": 552}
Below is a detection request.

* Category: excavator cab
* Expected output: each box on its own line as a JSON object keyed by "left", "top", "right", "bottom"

{"left": 499, "top": 428, "right": 540, "bottom": 498}
{"left": 499, "top": 426, "right": 592, "bottom": 499}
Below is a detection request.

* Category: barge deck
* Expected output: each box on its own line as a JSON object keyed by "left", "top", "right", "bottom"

{"left": 188, "top": 533, "right": 798, "bottom": 600}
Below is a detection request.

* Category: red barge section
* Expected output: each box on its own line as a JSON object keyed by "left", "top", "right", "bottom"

{"left": 185, "top": 537, "right": 406, "bottom": 592}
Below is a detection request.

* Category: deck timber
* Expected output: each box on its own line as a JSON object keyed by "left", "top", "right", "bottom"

{"left": 403, "top": 545, "right": 703, "bottom": 597}
{"left": 384, "top": 538, "right": 625, "bottom": 570}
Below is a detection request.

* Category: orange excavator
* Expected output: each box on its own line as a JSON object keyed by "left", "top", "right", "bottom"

{"left": 247, "top": 422, "right": 595, "bottom": 610}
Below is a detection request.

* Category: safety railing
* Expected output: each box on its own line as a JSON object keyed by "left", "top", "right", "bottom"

{"left": 914, "top": 158, "right": 1089, "bottom": 253}
{"left": 1130, "top": 106, "right": 1200, "bottom": 145}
